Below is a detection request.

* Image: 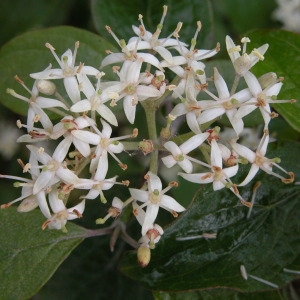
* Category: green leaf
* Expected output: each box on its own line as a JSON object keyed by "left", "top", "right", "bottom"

{"left": 0, "top": 26, "right": 115, "bottom": 116}
{"left": 91, "top": 0, "right": 214, "bottom": 47}
{"left": 0, "top": 0, "right": 72, "bottom": 45}
{"left": 247, "top": 30, "right": 300, "bottom": 132}
{"left": 121, "top": 141, "right": 300, "bottom": 293}
{"left": 0, "top": 208, "right": 86, "bottom": 300}
{"left": 153, "top": 288, "right": 287, "bottom": 300}
{"left": 211, "top": 0, "right": 278, "bottom": 36}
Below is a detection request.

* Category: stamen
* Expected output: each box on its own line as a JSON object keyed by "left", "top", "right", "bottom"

{"left": 240, "top": 265, "right": 279, "bottom": 288}
{"left": 247, "top": 181, "right": 261, "bottom": 219}
{"left": 283, "top": 268, "right": 300, "bottom": 275}
{"left": 176, "top": 232, "right": 217, "bottom": 241}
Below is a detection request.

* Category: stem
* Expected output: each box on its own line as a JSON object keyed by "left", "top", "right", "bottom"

{"left": 141, "top": 100, "right": 158, "bottom": 174}
{"left": 230, "top": 74, "right": 240, "bottom": 96}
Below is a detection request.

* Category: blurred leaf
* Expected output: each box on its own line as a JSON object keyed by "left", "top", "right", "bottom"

{"left": 247, "top": 29, "right": 300, "bottom": 132}
{"left": 121, "top": 141, "right": 300, "bottom": 293}
{"left": 91, "top": 0, "right": 215, "bottom": 47}
{"left": 153, "top": 288, "right": 288, "bottom": 300}
{"left": 0, "top": 208, "right": 86, "bottom": 300}
{"left": 212, "top": 0, "right": 278, "bottom": 38}
{"left": 32, "top": 214, "right": 153, "bottom": 299}
{"left": 0, "top": 26, "right": 115, "bottom": 116}
{"left": 0, "top": 0, "right": 72, "bottom": 45}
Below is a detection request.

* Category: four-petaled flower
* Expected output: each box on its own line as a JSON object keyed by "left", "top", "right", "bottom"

{"left": 129, "top": 172, "right": 185, "bottom": 235}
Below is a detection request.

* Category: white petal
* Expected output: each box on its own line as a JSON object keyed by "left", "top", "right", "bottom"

{"left": 178, "top": 172, "right": 214, "bottom": 184}
{"left": 100, "top": 53, "right": 125, "bottom": 68}
{"left": 84, "top": 189, "right": 100, "bottom": 199}
{"left": 49, "top": 189, "right": 65, "bottom": 213}
{"left": 136, "top": 85, "right": 162, "bottom": 98}
{"left": 178, "top": 159, "right": 193, "bottom": 173}
{"left": 160, "top": 195, "right": 185, "bottom": 212}
{"left": 164, "top": 141, "right": 181, "bottom": 156}
{"left": 73, "top": 137, "right": 91, "bottom": 157}
{"left": 52, "top": 137, "right": 72, "bottom": 162}
{"left": 231, "top": 142, "right": 256, "bottom": 163}
{"left": 112, "top": 197, "right": 123, "bottom": 210}
{"left": 197, "top": 107, "right": 225, "bottom": 124}
{"left": 108, "top": 142, "right": 124, "bottom": 153}
{"left": 211, "top": 139, "right": 222, "bottom": 168}
{"left": 36, "top": 191, "right": 51, "bottom": 218}
{"left": 238, "top": 164, "right": 260, "bottom": 186}
{"left": 30, "top": 68, "right": 64, "bottom": 80}
{"left": 214, "top": 68, "right": 230, "bottom": 98}
{"left": 33, "top": 170, "right": 54, "bottom": 194}
{"left": 186, "top": 112, "right": 202, "bottom": 134}
{"left": 180, "top": 132, "right": 209, "bottom": 154}
{"left": 244, "top": 71, "right": 262, "bottom": 96}
{"left": 97, "top": 104, "right": 118, "bottom": 126}
{"left": 101, "top": 119, "right": 112, "bottom": 137}
{"left": 123, "top": 95, "right": 136, "bottom": 124}
{"left": 56, "top": 167, "right": 79, "bottom": 185}
{"left": 94, "top": 151, "right": 108, "bottom": 180}
{"left": 72, "top": 130, "right": 100, "bottom": 145}
{"left": 64, "top": 77, "right": 80, "bottom": 103}
{"left": 223, "top": 165, "right": 239, "bottom": 178}
{"left": 27, "top": 144, "right": 51, "bottom": 165}
{"left": 147, "top": 172, "right": 162, "bottom": 192}
{"left": 36, "top": 96, "right": 68, "bottom": 110}
{"left": 129, "top": 188, "right": 149, "bottom": 203}
{"left": 70, "top": 99, "right": 92, "bottom": 112}
{"left": 67, "top": 200, "right": 85, "bottom": 220}
{"left": 161, "top": 155, "right": 177, "bottom": 168}
{"left": 142, "top": 204, "right": 159, "bottom": 236}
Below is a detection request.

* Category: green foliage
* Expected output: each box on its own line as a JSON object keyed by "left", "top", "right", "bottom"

{"left": 0, "top": 26, "right": 115, "bottom": 116}
{"left": 0, "top": 1, "right": 300, "bottom": 299}
{"left": 248, "top": 29, "right": 300, "bottom": 133}
{"left": 121, "top": 142, "right": 300, "bottom": 294}
{"left": 91, "top": 0, "right": 214, "bottom": 47}
{"left": 0, "top": 208, "right": 85, "bottom": 300}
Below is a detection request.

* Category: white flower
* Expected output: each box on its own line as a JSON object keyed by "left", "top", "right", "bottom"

{"left": 83, "top": 152, "right": 117, "bottom": 203}
{"left": 133, "top": 202, "right": 164, "bottom": 249}
{"left": 42, "top": 187, "right": 85, "bottom": 231}
{"left": 87, "top": 119, "right": 136, "bottom": 174}
{"left": 129, "top": 6, "right": 185, "bottom": 64}
{"left": 129, "top": 172, "right": 185, "bottom": 235}
{"left": 179, "top": 139, "right": 239, "bottom": 191}
{"left": 101, "top": 59, "right": 162, "bottom": 124}
{"left": 100, "top": 26, "right": 161, "bottom": 70}
{"left": 273, "top": 0, "right": 300, "bottom": 33}
{"left": 161, "top": 21, "right": 219, "bottom": 70}
{"left": 226, "top": 36, "right": 268, "bottom": 76}
{"left": 51, "top": 115, "right": 100, "bottom": 157}
{"left": 7, "top": 75, "right": 67, "bottom": 132}
{"left": 0, "top": 154, "right": 52, "bottom": 219}
{"left": 162, "top": 132, "right": 209, "bottom": 173}
{"left": 197, "top": 68, "right": 252, "bottom": 135}
{"left": 27, "top": 143, "right": 80, "bottom": 194}
{"left": 31, "top": 42, "right": 99, "bottom": 104}
{"left": 231, "top": 132, "right": 294, "bottom": 186}
{"left": 233, "top": 71, "right": 294, "bottom": 131}
{"left": 70, "top": 72, "right": 118, "bottom": 126}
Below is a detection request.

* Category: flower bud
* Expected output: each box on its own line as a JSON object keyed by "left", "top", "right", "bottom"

{"left": 36, "top": 80, "right": 56, "bottom": 95}
{"left": 258, "top": 72, "right": 277, "bottom": 89}
{"left": 137, "top": 245, "right": 151, "bottom": 268}
{"left": 17, "top": 196, "right": 38, "bottom": 212}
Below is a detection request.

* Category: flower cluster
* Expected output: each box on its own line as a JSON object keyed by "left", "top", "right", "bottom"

{"left": 1, "top": 6, "right": 296, "bottom": 267}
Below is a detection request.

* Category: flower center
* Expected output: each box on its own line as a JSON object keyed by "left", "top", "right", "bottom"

{"left": 256, "top": 93, "right": 267, "bottom": 107}
{"left": 125, "top": 84, "right": 136, "bottom": 95}
{"left": 100, "top": 137, "right": 110, "bottom": 149}
{"left": 150, "top": 189, "right": 161, "bottom": 204}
